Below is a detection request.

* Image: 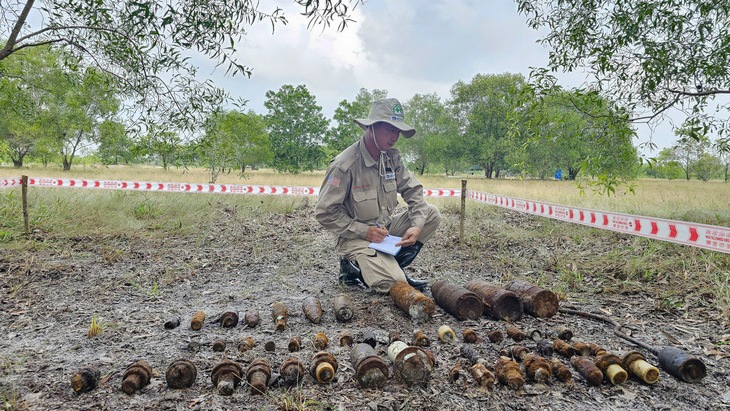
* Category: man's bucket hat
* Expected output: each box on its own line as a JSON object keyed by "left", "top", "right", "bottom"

{"left": 353, "top": 98, "right": 416, "bottom": 138}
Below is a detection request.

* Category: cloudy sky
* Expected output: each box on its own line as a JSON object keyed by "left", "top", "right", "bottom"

{"left": 198, "top": 0, "right": 680, "bottom": 153}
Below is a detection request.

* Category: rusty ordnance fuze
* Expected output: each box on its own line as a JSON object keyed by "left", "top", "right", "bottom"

{"left": 212, "top": 339, "right": 226, "bottom": 352}
{"left": 302, "top": 296, "right": 323, "bottom": 324}
{"left": 523, "top": 354, "right": 552, "bottom": 383}
{"left": 495, "top": 357, "right": 525, "bottom": 389}
{"left": 244, "top": 309, "right": 260, "bottom": 328}
{"left": 333, "top": 293, "right": 354, "bottom": 322}
{"left": 387, "top": 341, "right": 434, "bottom": 385}
{"left": 340, "top": 332, "right": 354, "bottom": 347}
{"left": 351, "top": 343, "right": 389, "bottom": 388}
{"left": 288, "top": 336, "right": 302, "bottom": 352}
{"left": 239, "top": 336, "right": 255, "bottom": 352}
{"left": 190, "top": 311, "right": 205, "bottom": 331}
{"left": 389, "top": 281, "right": 435, "bottom": 322}
{"left": 271, "top": 302, "right": 288, "bottom": 331}
{"left": 211, "top": 360, "right": 243, "bottom": 396}
{"left": 413, "top": 330, "right": 430, "bottom": 347}
{"left": 246, "top": 359, "right": 271, "bottom": 395}
{"left": 464, "top": 280, "right": 523, "bottom": 321}
{"left": 310, "top": 352, "right": 338, "bottom": 383}
{"left": 463, "top": 328, "right": 478, "bottom": 343}
{"left": 280, "top": 358, "right": 305, "bottom": 386}
{"left": 122, "top": 360, "right": 153, "bottom": 394}
{"left": 166, "top": 359, "right": 197, "bottom": 389}
{"left": 313, "top": 332, "right": 329, "bottom": 350}
{"left": 431, "top": 281, "right": 483, "bottom": 321}
{"left": 71, "top": 366, "right": 100, "bottom": 393}
{"left": 504, "top": 280, "right": 559, "bottom": 318}
{"left": 220, "top": 307, "right": 239, "bottom": 328}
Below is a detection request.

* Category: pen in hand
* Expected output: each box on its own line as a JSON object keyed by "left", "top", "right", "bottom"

{"left": 374, "top": 221, "right": 389, "bottom": 237}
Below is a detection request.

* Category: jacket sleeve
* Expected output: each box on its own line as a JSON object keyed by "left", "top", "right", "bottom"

{"left": 395, "top": 161, "right": 428, "bottom": 229}
{"left": 315, "top": 166, "right": 370, "bottom": 239}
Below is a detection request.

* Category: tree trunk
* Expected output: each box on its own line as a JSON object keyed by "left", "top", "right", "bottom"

{"left": 568, "top": 167, "right": 580, "bottom": 180}
{"left": 495, "top": 169, "right": 501, "bottom": 178}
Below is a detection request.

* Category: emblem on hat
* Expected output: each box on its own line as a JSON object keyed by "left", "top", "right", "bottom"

{"left": 392, "top": 104, "right": 404, "bottom": 116}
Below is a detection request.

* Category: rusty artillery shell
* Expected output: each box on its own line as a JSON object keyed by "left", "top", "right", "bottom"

{"left": 495, "top": 357, "right": 525, "bottom": 390}
{"left": 553, "top": 339, "right": 578, "bottom": 358}
{"left": 438, "top": 325, "right": 456, "bottom": 343}
{"left": 460, "top": 344, "right": 484, "bottom": 366}
{"left": 333, "top": 293, "right": 354, "bottom": 322}
{"left": 165, "top": 359, "right": 197, "bottom": 389}
{"left": 220, "top": 308, "right": 239, "bottom": 328}
{"left": 470, "top": 363, "right": 495, "bottom": 388}
{"left": 121, "top": 360, "right": 153, "bottom": 394}
{"left": 71, "top": 366, "right": 100, "bottom": 393}
{"left": 239, "top": 336, "right": 254, "bottom": 352}
{"left": 264, "top": 341, "right": 276, "bottom": 352}
{"left": 288, "top": 337, "right": 302, "bottom": 352}
{"left": 463, "top": 328, "right": 478, "bottom": 343}
{"left": 524, "top": 354, "right": 552, "bottom": 383}
{"left": 271, "top": 302, "right": 288, "bottom": 331}
{"left": 536, "top": 339, "right": 554, "bottom": 357}
{"left": 340, "top": 332, "right": 354, "bottom": 347}
{"left": 622, "top": 351, "right": 660, "bottom": 384}
{"left": 302, "top": 296, "right": 323, "bottom": 324}
{"left": 280, "top": 358, "right": 305, "bottom": 386}
{"left": 431, "top": 281, "right": 483, "bottom": 321}
{"left": 390, "top": 281, "right": 436, "bottom": 323}
{"left": 595, "top": 353, "right": 627, "bottom": 385}
{"left": 351, "top": 343, "right": 389, "bottom": 388}
{"left": 310, "top": 352, "right": 338, "bottom": 384}
{"left": 413, "top": 330, "right": 430, "bottom": 347}
{"left": 464, "top": 280, "right": 523, "bottom": 321}
{"left": 388, "top": 331, "right": 402, "bottom": 344}
{"left": 487, "top": 330, "right": 503, "bottom": 343}
{"left": 387, "top": 341, "right": 434, "bottom": 385}
{"left": 550, "top": 358, "right": 572, "bottom": 382}
{"left": 512, "top": 345, "right": 529, "bottom": 362}
{"left": 571, "top": 356, "right": 603, "bottom": 386}
{"left": 190, "top": 311, "right": 205, "bottom": 331}
{"left": 164, "top": 317, "right": 180, "bottom": 330}
{"left": 448, "top": 365, "right": 465, "bottom": 382}
{"left": 246, "top": 358, "right": 271, "bottom": 395}
{"left": 503, "top": 280, "right": 559, "bottom": 318}
{"left": 506, "top": 325, "right": 525, "bottom": 342}
{"left": 362, "top": 330, "right": 377, "bottom": 348}
{"left": 588, "top": 343, "right": 607, "bottom": 357}
{"left": 211, "top": 360, "right": 243, "bottom": 396}
{"left": 572, "top": 341, "right": 592, "bottom": 357}
{"left": 212, "top": 339, "right": 226, "bottom": 352}
{"left": 313, "top": 332, "right": 328, "bottom": 350}
{"left": 656, "top": 346, "right": 706, "bottom": 383}
{"left": 244, "top": 310, "right": 260, "bottom": 328}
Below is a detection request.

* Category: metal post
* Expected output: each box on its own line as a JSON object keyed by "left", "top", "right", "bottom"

{"left": 22, "top": 175, "right": 29, "bottom": 237}
{"left": 460, "top": 179, "right": 466, "bottom": 246}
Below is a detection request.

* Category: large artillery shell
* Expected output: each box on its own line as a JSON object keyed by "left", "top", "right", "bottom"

{"left": 333, "top": 293, "right": 354, "bottom": 322}
{"left": 302, "top": 297, "right": 323, "bottom": 324}
{"left": 288, "top": 337, "right": 302, "bottom": 352}
{"left": 506, "top": 325, "right": 525, "bottom": 342}
{"left": 503, "top": 280, "right": 559, "bottom": 318}
{"left": 244, "top": 310, "right": 260, "bottom": 328}
{"left": 594, "top": 353, "right": 627, "bottom": 385}
{"left": 121, "top": 360, "right": 153, "bottom": 394}
{"left": 495, "top": 357, "right": 525, "bottom": 390}
{"left": 571, "top": 356, "right": 603, "bottom": 386}
{"left": 71, "top": 366, "right": 100, "bottom": 393}
{"left": 463, "top": 328, "right": 478, "bottom": 343}
{"left": 351, "top": 343, "right": 389, "bottom": 388}
{"left": 271, "top": 302, "right": 288, "bottom": 331}
{"left": 220, "top": 308, "right": 239, "bottom": 328}
{"left": 387, "top": 341, "right": 433, "bottom": 385}
{"left": 524, "top": 354, "right": 552, "bottom": 383}
{"left": 553, "top": 339, "right": 578, "bottom": 358}
{"left": 310, "top": 352, "right": 338, "bottom": 384}
{"left": 313, "top": 332, "right": 328, "bottom": 350}
{"left": 550, "top": 358, "right": 572, "bottom": 382}
{"left": 656, "top": 346, "right": 707, "bottom": 383}
{"left": 166, "top": 359, "right": 197, "bottom": 389}
{"left": 211, "top": 360, "right": 243, "bottom": 396}
{"left": 470, "top": 363, "right": 495, "bottom": 388}
{"left": 246, "top": 358, "right": 271, "bottom": 395}
{"left": 621, "top": 351, "right": 659, "bottom": 384}
{"left": 464, "top": 280, "right": 523, "bottom": 321}
{"left": 431, "top": 281, "right": 483, "bottom": 320}
{"left": 190, "top": 311, "right": 205, "bottom": 331}
{"left": 438, "top": 325, "right": 456, "bottom": 343}
{"left": 389, "top": 281, "right": 435, "bottom": 322}
{"left": 280, "top": 358, "right": 305, "bottom": 386}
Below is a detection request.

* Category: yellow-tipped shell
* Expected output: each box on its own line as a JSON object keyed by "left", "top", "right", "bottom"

{"left": 606, "top": 364, "right": 628, "bottom": 385}
{"left": 438, "top": 325, "right": 455, "bottom": 343}
{"left": 630, "top": 359, "right": 660, "bottom": 384}
{"left": 315, "top": 362, "right": 335, "bottom": 383}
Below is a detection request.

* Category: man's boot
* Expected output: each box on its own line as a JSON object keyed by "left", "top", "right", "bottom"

{"left": 338, "top": 257, "right": 368, "bottom": 289}
{"left": 395, "top": 241, "right": 428, "bottom": 290}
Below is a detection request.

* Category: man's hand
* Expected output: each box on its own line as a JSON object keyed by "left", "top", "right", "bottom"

{"left": 396, "top": 227, "right": 422, "bottom": 247}
{"left": 366, "top": 225, "right": 389, "bottom": 243}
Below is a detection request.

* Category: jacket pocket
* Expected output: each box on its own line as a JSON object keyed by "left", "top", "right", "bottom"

{"left": 384, "top": 181, "right": 398, "bottom": 212}
{"left": 352, "top": 189, "right": 380, "bottom": 221}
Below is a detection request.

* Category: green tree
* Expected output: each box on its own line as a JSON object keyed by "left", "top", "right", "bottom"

{"left": 1, "top": 1, "right": 363, "bottom": 133}
{"left": 264, "top": 84, "right": 329, "bottom": 173}
{"left": 717, "top": 140, "right": 730, "bottom": 182}
{"left": 326, "top": 88, "right": 388, "bottom": 156}
{"left": 98, "top": 120, "right": 132, "bottom": 165}
{"left": 516, "top": 0, "right": 730, "bottom": 148}
{"left": 401, "top": 93, "right": 447, "bottom": 175}
{"left": 136, "top": 127, "right": 183, "bottom": 170}
{"left": 654, "top": 148, "right": 685, "bottom": 179}
{"left": 693, "top": 153, "right": 722, "bottom": 181}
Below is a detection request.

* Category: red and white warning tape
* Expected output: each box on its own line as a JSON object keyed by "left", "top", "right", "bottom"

{"left": 0, "top": 178, "right": 22, "bottom": 188}
{"left": 468, "top": 190, "right": 730, "bottom": 254}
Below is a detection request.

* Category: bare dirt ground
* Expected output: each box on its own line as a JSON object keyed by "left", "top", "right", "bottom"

{"left": 1, "top": 201, "right": 729, "bottom": 410}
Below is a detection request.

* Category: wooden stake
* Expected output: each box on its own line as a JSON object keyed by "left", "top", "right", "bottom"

{"left": 22, "top": 175, "right": 29, "bottom": 237}
{"left": 460, "top": 179, "right": 466, "bottom": 246}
